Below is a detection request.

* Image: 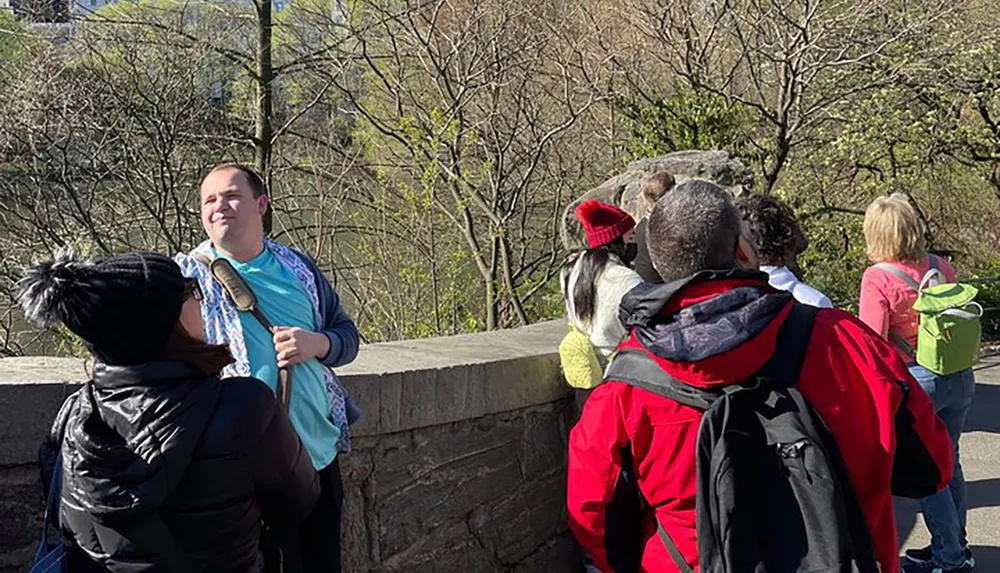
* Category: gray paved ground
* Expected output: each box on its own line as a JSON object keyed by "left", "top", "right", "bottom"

{"left": 897, "top": 355, "right": 1000, "bottom": 569}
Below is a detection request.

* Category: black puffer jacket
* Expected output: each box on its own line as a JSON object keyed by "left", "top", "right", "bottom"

{"left": 40, "top": 360, "right": 319, "bottom": 572}
{"left": 633, "top": 218, "right": 663, "bottom": 284}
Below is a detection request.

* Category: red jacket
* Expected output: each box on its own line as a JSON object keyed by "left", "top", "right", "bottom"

{"left": 567, "top": 276, "right": 954, "bottom": 573}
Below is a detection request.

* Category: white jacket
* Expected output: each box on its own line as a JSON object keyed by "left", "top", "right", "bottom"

{"left": 560, "top": 254, "right": 643, "bottom": 365}
{"left": 761, "top": 265, "right": 833, "bottom": 308}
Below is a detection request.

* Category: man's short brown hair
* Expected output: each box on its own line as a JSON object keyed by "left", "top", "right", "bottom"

{"left": 209, "top": 163, "right": 267, "bottom": 198}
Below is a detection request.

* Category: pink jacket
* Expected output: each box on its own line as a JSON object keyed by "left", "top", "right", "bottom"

{"left": 859, "top": 255, "right": 957, "bottom": 360}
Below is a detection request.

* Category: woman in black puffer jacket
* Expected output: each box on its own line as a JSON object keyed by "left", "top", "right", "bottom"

{"left": 21, "top": 251, "right": 319, "bottom": 572}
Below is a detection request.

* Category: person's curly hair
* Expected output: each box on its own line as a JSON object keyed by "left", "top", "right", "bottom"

{"left": 735, "top": 193, "right": 807, "bottom": 267}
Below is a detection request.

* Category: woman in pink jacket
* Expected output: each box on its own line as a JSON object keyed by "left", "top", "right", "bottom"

{"left": 859, "top": 193, "right": 975, "bottom": 573}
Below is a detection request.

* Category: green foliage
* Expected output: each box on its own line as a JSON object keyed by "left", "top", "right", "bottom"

{"left": 615, "top": 41, "right": 1000, "bottom": 319}
{"left": 796, "top": 212, "right": 869, "bottom": 310}
{"left": 6, "top": 0, "right": 1000, "bottom": 355}
{"left": 0, "top": 10, "right": 26, "bottom": 59}
{"left": 971, "top": 261, "right": 1000, "bottom": 342}
{"left": 0, "top": 10, "right": 42, "bottom": 65}
{"left": 616, "top": 90, "right": 757, "bottom": 164}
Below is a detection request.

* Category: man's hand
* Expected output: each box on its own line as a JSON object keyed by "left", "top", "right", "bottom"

{"left": 273, "top": 327, "right": 330, "bottom": 368}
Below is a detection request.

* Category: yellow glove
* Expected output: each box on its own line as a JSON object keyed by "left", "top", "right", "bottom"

{"left": 558, "top": 323, "right": 603, "bottom": 389}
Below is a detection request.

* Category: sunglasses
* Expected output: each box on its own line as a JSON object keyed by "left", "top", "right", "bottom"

{"left": 184, "top": 278, "right": 203, "bottom": 301}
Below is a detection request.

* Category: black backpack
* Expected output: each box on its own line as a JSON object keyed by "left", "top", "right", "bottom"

{"left": 604, "top": 303, "right": 880, "bottom": 573}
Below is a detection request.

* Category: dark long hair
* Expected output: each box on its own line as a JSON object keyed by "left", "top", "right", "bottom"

{"left": 160, "top": 323, "right": 234, "bottom": 377}
{"left": 562, "top": 237, "right": 630, "bottom": 327}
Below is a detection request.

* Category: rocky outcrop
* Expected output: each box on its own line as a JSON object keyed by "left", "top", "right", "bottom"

{"left": 561, "top": 150, "right": 754, "bottom": 249}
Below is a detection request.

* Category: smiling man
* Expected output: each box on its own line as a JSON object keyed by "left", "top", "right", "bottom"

{"left": 175, "top": 164, "right": 360, "bottom": 573}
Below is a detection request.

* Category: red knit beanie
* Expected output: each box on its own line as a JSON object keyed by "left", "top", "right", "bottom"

{"left": 575, "top": 200, "right": 635, "bottom": 249}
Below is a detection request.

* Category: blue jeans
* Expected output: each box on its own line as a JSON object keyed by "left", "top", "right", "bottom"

{"left": 908, "top": 365, "right": 976, "bottom": 568}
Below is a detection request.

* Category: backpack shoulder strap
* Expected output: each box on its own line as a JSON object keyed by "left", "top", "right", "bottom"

{"left": 656, "top": 520, "right": 694, "bottom": 573}
{"left": 873, "top": 262, "right": 920, "bottom": 291}
{"left": 604, "top": 303, "right": 820, "bottom": 406}
{"left": 759, "top": 303, "right": 819, "bottom": 387}
{"left": 870, "top": 263, "right": 921, "bottom": 354}
{"left": 603, "top": 348, "right": 720, "bottom": 410}
{"left": 918, "top": 255, "right": 944, "bottom": 291}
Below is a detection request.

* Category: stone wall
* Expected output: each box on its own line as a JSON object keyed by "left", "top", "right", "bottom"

{"left": 0, "top": 320, "right": 575, "bottom": 573}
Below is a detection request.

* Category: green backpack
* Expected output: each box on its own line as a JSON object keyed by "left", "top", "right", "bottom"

{"left": 875, "top": 256, "right": 983, "bottom": 375}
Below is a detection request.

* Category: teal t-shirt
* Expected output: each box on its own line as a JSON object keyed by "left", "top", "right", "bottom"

{"left": 216, "top": 248, "right": 340, "bottom": 470}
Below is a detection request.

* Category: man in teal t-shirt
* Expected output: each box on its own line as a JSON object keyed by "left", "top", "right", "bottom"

{"left": 216, "top": 247, "right": 342, "bottom": 471}
{"left": 184, "top": 164, "right": 360, "bottom": 573}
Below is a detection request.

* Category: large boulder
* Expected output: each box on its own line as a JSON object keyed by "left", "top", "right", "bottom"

{"left": 561, "top": 150, "right": 753, "bottom": 249}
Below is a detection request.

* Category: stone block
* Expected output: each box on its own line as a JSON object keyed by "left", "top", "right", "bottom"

{"left": 512, "top": 533, "right": 578, "bottom": 573}
{"left": 375, "top": 419, "right": 523, "bottom": 557}
{"left": 396, "top": 364, "right": 475, "bottom": 433}
{"left": 341, "top": 468, "right": 373, "bottom": 572}
{"left": 380, "top": 520, "right": 495, "bottom": 573}
{"left": 483, "top": 355, "right": 562, "bottom": 415}
{"left": 517, "top": 403, "right": 571, "bottom": 482}
{"left": 340, "top": 371, "right": 381, "bottom": 437}
{"left": 0, "top": 381, "right": 81, "bottom": 466}
{"left": 340, "top": 443, "right": 375, "bottom": 481}
{"left": 470, "top": 468, "right": 568, "bottom": 566}
{"left": 372, "top": 371, "right": 401, "bottom": 436}
{"left": 0, "top": 466, "right": 44, "bottom": 570}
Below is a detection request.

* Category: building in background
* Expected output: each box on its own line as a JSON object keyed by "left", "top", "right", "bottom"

{"left": 9, "top": 0, "right": 69, "bottom": 22}
{"left": 8, "top": 0, "right": 309, "bottom": 22}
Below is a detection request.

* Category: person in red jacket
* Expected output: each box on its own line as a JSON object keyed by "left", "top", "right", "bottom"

{"left": 567, "top": 179, "right": 955, "bottom": 573}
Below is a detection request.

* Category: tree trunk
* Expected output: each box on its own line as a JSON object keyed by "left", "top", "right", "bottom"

{"left": 256, "top": 0, "right": 274, "bottom": 233}
{"left": 429, "top": 198, "right": 441, "bottom": 334}
{"left": 499, "top": 235, "right": 529, "bottom": 326}
{"left": 764, "top": 128, "right": 790, "bottom": 194}
{"left": 486, "top": 235, "right": 499, "bottom": 330}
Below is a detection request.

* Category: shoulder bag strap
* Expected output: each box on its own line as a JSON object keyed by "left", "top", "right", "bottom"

{"left": 34, "top": 453, "right": 64, "bottom": 560}
{"left": 871, "top": 263, "right": 919, "bottom": 356}
{"left": 918, "top": 256, "right": 943, "bottom": 292}
{"left": 40, "top": 459, "right": 192, "bottom": 571}
{"left": 190, "top": 251, "right": 213, "bottom": 267}
{"left": 191, "top": 252, "right": 292, "bottom": 412}
{"left": 872, "top": 262, "right": 920, "bottom": 290}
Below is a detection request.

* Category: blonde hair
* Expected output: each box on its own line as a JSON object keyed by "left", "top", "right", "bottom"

{"left": 863, "top": 193, "right": 926, "bottom": 263}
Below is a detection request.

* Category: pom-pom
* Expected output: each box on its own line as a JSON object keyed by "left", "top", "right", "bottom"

{"left": 575, "top": 199, "right": 604, "bottom": 223}
{"left": 17, "top": 249, "right": 96, "bottom": 327}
